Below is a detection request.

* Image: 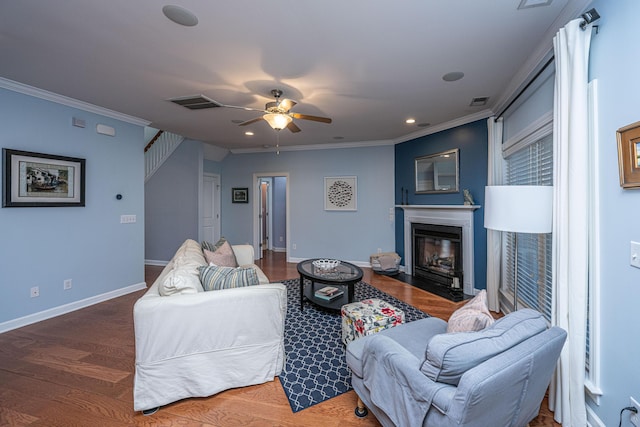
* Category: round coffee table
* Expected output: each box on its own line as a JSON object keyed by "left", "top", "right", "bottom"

{"left": 297, "top": 259, "right": 363, "bottom": 311}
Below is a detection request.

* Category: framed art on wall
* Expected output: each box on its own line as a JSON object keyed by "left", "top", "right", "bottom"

{"left": 2, "top": 149, "right": 86, "bottom": 207}
{"left": 616, "top": 121, "right": 640, "bottom": 189}
{"left": 324, "top": 176, "right": 357, "bottom": 211}
{"left": 232, "top": 187, "right": 249, "bottom": 203}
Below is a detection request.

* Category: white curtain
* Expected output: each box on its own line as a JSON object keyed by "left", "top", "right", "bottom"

{"left": 485, "top": 117, "right": 503, "bottom": 312}
{"left": 549, "top": 18, "right": 593, "bottom": 426}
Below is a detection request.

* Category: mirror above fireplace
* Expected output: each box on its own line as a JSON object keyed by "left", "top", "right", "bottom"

{"left": 415, "top": 148, "right": 459, "bottom": 194}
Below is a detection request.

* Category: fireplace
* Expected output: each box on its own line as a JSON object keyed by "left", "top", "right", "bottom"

{"left": 412, "top": 223, "right": 463, "bottom": 289}
{"left": 400, "top": 205, "right": 479, "bottom": 295}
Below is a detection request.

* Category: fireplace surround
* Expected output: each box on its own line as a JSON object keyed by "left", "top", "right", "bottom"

{"left": 399, "top": 205, "right": 480, "bottom": 295}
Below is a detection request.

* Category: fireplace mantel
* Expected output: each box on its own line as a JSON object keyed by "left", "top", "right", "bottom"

{"left": 397, "top": 205, "right": 480, "bottom": 295}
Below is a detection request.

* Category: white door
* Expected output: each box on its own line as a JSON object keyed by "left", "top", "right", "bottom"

{"left": 203, "top": 174, "right": 220, "bottom": 243}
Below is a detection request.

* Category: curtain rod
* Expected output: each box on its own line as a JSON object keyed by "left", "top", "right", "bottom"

{"left": 494, "top": 8, "right": 600, "bottom": 122}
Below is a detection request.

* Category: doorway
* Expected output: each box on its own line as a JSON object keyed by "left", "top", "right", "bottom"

{"left": 253, "top": 173, "right": 289, "bottom": 261}
{"left": 201, "top": 173, "right": 221, "bottom": 244}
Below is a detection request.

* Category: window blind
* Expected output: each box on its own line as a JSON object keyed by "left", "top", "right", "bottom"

{"left": 504, "top": 134, "right": 553, "bottom": 320}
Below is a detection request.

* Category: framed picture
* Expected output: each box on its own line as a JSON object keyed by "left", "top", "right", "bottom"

{"left": 232, "top": 187, "right": 249, "bottom": 203}
{"left": 617, "top": 121, "right": 640, "bottom": 189}
{"left": 324, "top": 176, "right": 357, "bottom": 211}
{"left": 2, "top": 149, "right": 85, "bottom": 207}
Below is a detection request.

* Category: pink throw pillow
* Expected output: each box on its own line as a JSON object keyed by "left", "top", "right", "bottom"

{"left": 204, "top": 240, "right": 238, "bottom": 267}
{"left": 446, "top": 290, "right": 495, "bottom": 333}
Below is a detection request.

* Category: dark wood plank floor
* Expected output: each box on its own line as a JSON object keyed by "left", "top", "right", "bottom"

{"left": 0, "top": 250, "right": 560, "bottom": 426}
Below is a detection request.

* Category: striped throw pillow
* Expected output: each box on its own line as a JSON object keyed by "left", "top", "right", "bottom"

{"left": 198, "top": 265, "right": 259, "bottom": 291}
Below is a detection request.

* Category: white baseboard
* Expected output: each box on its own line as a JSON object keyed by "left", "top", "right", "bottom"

{"left": 145, "top": 259, "right": 169, "bottom": 266}
{"left": 271, "top": 247, "right": 286, "bottom": 252}
{"left": 0, "top": 282, "right": 147, "bottom": 334}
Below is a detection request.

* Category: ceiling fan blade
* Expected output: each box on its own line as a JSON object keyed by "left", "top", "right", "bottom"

{"left": 279, "top": 98, "right": 297, "bottom": 112}
{"left": 287, "top": 121, "right": 301, "bottom": 133}
{"left": 290, "top": 113, "right": 332, "bottom": 124}
{"left": 238, "top": 117, "right": 264, "bottom": 126}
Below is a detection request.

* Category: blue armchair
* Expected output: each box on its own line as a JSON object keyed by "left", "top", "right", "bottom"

{"left": 345, "top": 308, "right": 566, "bottom": 427}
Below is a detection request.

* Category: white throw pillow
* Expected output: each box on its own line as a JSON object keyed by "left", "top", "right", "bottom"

{"left": 159, "top": 269, "right": 202, "bottom": 296}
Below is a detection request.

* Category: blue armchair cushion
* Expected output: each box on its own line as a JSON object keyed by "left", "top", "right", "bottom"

{"left": 420, "top": 308, "right": 548, "bottom": 385}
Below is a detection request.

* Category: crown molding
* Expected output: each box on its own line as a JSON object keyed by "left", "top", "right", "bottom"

{"left": 229, "top": 138, "right": 394, "bottom": 154}
{"left": 229, "top": 109, "right": 494, "bottom": 154}
{"left": 0, "top": 77, "right": 150, "bottom": 127}
{"left": 393, "top": 109, "right": 494, "bottom": 144}
{"left": 492, "top": 0, "right": 593, "bottom": 116}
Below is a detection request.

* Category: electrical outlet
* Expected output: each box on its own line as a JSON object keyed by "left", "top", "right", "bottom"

{"left": 377, "top": 248, "right": 382, "bottom": 253}
{"left": 292, "top": 243, "right": 297, "bottom": 250}
{"left": 64, "top": 279, "right": 72, "bottom": 290}
{"left": 630, "top": 397, "right": 640, "bottom": 427}
{"left": 30, "top": 286, "right": 39, "bottom": 298}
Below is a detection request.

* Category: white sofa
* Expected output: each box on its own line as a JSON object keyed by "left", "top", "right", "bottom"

{"left": 133, "top": 239, "right": 287, "bottom": 412}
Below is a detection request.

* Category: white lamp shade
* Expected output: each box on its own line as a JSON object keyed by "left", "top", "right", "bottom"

{"left": 484, "top": 185, "right": 553, "bottom": 233}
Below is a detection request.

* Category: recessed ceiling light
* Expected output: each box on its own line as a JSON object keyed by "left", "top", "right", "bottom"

{"left": 518, "top": 0, "right": 552, "bottom": 10}
{"left": 245, "top": 131, "right": 254, "bottom": 136}
{"left": 405, "top": 118, "right": 416, "bottom": 124}
{"left": 162, "top": 5, "right": 198, "bottom": 27}
{"left": 442, "top": 72, "right": 464, "bottom": 82}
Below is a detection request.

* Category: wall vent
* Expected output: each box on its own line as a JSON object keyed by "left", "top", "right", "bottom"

{"left": 169, "top": 95, "right": 223, "bottom": 110}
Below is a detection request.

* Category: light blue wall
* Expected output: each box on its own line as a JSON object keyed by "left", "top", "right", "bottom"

{"left": 204, "top": 159, "right": 221, "bottom": 174}
{"left": 145, "top": 139, "right": 203, "bottom": 261}
{"left": 585, "top": 1, "right": 640, "bottom": 425}
{"left": 394, "top": 120, "right": 489, "bottom": 290}
{"left": 0, "top": 88, "right": 145, "bottom": 325}
{"left": 272, "top": 176, "right": 287, "bottom": 250}
{"left": 220, "top": 145, "right": 396, "bottom": 263}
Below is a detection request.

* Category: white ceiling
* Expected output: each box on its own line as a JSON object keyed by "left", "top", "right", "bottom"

{"left": 0, "top": 0, "right": 590, "bottom": 152}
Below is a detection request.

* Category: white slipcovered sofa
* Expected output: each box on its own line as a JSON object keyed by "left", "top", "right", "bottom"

{"left": 133, "top": 239, "right": 287, "bottom": 412}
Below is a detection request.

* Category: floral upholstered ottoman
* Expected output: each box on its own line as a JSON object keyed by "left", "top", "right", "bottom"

{"left": 341, "top": 298, "right": 405, "bottom": 346}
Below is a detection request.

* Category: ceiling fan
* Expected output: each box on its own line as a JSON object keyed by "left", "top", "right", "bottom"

{"left": 220, "top": 89, "right": 332, "bottom": 133}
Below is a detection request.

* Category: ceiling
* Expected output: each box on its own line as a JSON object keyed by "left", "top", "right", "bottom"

{"left": 0, "top": 0, "right": 590, "bottom": 153}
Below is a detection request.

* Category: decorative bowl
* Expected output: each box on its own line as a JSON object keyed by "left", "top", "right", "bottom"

{"left": 313, "top": 259, "right": 341, "bottom": 271}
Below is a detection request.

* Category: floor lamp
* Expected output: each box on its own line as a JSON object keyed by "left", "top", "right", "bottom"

{"left": 484, "top": 185, "right": 553, "bottom": 311}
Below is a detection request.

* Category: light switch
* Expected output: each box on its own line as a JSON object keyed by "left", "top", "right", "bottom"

{"left": 631, "top": 241, "right": 640, "bottom": 269}
{"left": 120, "top": 215, "right": 137, "bottom": 224}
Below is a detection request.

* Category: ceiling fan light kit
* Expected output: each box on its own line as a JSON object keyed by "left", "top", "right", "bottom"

{"left": 263, "top": 113, "right": 292, "bottom": 131}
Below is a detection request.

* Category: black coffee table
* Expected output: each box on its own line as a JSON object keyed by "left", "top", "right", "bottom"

{"left": 297, "top": 259, "right": 363, "bottom": 311}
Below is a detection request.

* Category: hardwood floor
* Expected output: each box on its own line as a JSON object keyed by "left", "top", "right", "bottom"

{"left": 0, "top": 250, "right": 560, "bottom": 426}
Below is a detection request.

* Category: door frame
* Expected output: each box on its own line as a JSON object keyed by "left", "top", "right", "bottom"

{"left": 253, "top": 172, "right": 290, "bottom": 262}
{"left": 200, "top": 172, "right": 221, "bottom": 244}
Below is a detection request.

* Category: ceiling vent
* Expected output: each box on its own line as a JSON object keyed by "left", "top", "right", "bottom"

{"left": 470, "top": 97, "right": 489, "bottom": 107}
{"left": 169, "top": 95, "right": 223, "bottom": 110}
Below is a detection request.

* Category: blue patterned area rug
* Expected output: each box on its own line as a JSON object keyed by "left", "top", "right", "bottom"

{"left": 278, "top": 278, "right": 429, "bottom": 412}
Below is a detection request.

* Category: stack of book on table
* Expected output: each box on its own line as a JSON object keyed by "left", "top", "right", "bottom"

{"left": 314, "top": 286, "right": 344, "bottom": 301}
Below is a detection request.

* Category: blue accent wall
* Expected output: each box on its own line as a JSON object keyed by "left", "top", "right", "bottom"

{"left": 0, "top": 87, "right": 145, "bottom": 325}
{"left": 394, "top": 119, "right": 488, "bottom": 290}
